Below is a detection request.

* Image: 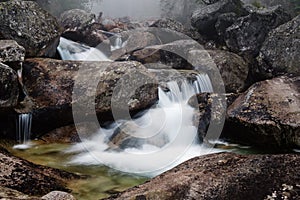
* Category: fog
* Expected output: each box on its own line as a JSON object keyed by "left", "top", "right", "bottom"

{"left": 90, "top": 0, "right": 162, "bottom": 20}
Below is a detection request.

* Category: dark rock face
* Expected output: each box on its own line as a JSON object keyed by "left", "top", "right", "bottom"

{"left": 225, "top": 76, "right": 300, "bottom": 149}
{"left": 59, "top": 9, "right": 108, "bottom": 47}
{"left": 133, "top": 42, "right": 248, "bottom": 93}
{"left": 0, "top": 1, "right": 62, "bottom": 57}
{"left": 0, "top": 147, "right": 79, "bottom": 196}
{"left": 106, "top": 153, "right": 300, "bottom": 200}
{"left": 207, "top": 50, "right": 249, "bottom": 93}
{"left": 0, "top": 63, "right": 19, "bottom": 109}
{"left": 257, "top": 15, "right": 300, "bottom": 79}
{"left": 224, "top": 5, "right": 291, "bottom": 56}
{"left": 0, "top": 186, "right": 39, "bottom": 200}
{"left": 23, "top": 59, "right": 158, "bottom": 135}
{"left": 0, "top": 40, "right": 25, "bottom": 71}
{"left": 191, "top": 0, "right": 247, "bottom": 38}
{"left": 241, "top": 0, "right": 297, "bottom": 17}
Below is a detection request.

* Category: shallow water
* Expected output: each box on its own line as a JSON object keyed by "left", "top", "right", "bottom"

{"left": 6, "top": 140, "right": 298, "bottom": 199}
{"left": 8, "top": 141, "right": 147, "bottom": 200}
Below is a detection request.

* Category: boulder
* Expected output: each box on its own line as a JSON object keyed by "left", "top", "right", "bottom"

{"left": 0, "top": 147, "right": 80, "bottom": 196}
{"left": 0, "top": 0, "right": 62, "bottom": 57}
{"left": 132, "top": 41, "right": 249, "bottom": 93}
{"left": 23, "top": 59, "right": 158, "bottom": 135}
{"left": 191, "top": 0, "right": 247, "bottom": 38}
{"left": 224, "top": 5, "right": 291, "bottom": 56}
{"left": 0, "top": 40, "right": 25, "bottom": 71}
{"left": 106, "top": 153, "right": 300, "bottom": 200}
{"left": 207, "top": 50, "right": 249, "bottom": 93}
{"left": 41, "top": 191, "right": 76, "bottom": 200}
{"left": 188, "top": 92, "right": 236, "bottom": 142}
{"left": 150, "top": 18, "right": 205, "bottom": 43}
{"left": 0, "top": 63, "right": 19, "bottom": 109}
{"left": 256, "top": 15, "right": 300, "bottom": 79}
{"left": 59, "top": 9, "right": 108, "bottom": 47}
{"left": 224, "top": 76, "right": 300, "bottom": 149}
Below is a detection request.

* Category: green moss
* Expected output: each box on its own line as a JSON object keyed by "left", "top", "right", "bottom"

{"left": 251, "top": 0, "right": 262, "bottom": 8}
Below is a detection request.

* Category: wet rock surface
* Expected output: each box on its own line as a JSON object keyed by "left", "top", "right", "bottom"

{"left": 225, "top": 76, "right": 300, "bottom": 149}
{"left": 41, "top": 191, "right": 76, "bottom": 200}
{"left": 0, "top": 63, "right": 19, "bottom": 109}
{"left": 0, "top": 186, "right": 39, "bottom": 200}
{"left": 0, "top": 147, "right": 80, "bottom": 196}
{"left": 106, "top": 153, "right": 300, "bottom": 200}
{"left": 0, "top": 40, "right": 25, "bottom": 71}
{"left": 23, "top": 58, "right": 158, "bottom": 135}
{"left": 0, "top": 0, "right": 62, "bottom": 57}
{"left": 257, "top": 15, "right": 300, "bottom": 79}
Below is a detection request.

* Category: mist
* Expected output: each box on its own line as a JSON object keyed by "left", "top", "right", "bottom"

{"left": 90, "top": 0, "right": 162, "bottom": 20}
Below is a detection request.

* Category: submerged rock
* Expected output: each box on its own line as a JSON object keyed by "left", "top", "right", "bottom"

{"left": 0, "top": 0, "right": 62, "bottom": 57}
{"left": 0, "top": 186, "right": 39, "bottom": 200}
{"left": 225, "top": 76, "right": 300, "bottom": 149}
{"left": 257, "top": 15, "right": 300, "bottom": 79}
{"left": 106, "top": 153, "right": 300, "bottom": 200}
{"left": 224, "top": 5, "right": 291, "bottom": 56}
{"left": 41, "top": 191, "right": 76, "bottom": 200}
{"left": 0, "top": 147, "right": 80, "bottom": 196}
{"left": 23, "top": 59, "right": 158, "bottom": 135}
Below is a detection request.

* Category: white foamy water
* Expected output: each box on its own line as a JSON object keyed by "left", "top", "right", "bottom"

{"left": 67, "top": 75, "right": 219, "bottom": 176}
{"left": 57, "top": 37, "right": 111, "bottom": 61}
{"left": 13, "top": 113, "right": 33, "bottom": 150}
{"left": 57, "top": 37, "right": 220, "bottom": 176}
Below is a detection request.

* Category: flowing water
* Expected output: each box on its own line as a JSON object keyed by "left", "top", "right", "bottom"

{"left": 56, "top": 37, "right": 221, "bottom": 176}
{"left": 13, "top": 113, "right": 33, "bottom": 150}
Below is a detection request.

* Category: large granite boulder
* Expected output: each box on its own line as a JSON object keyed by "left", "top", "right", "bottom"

{"left": 0, "top": 40, "right": 25, "bottom": 71}
{"left": 0, "top": 0, "right": 62, "bottom": 57}
{"left": 0, "top": 63, "right": 19, "bottom": 109}
{"left": 23, "top": 59, "right": 158, "bottom": 135}
{"left": 106, "top": 153, "right": 300, "bottom": 200}
{"left": 224, "top": 5, "right": 291, "bottom": 56}
{"left": 132, "top": 41, "right": 248, "bottom": 93}
{"left": 256, "top": 15, "right": 300, "bottom": 79}
{"left": 0, "top": 147, "right": 79, "bottom": 196}
{"left": 59, "top": 9, "right": 108, "bottom": 47}
{"left": 191, "top": 0, "right": 247, "bottom": 38}
{"left": 224, "top": 76, "right": 300, "bottom": 149}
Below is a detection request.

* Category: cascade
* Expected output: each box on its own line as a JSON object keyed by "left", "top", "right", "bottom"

{"left": 57, "top": 38, "right": 220, "bottom": 176}
{"left": 57, "top": 37, "right": 111, "bottom": 61}
{"left": 111, "top": 35, "right": 124, "bottom": 51}
{"left": 66, "top": 74, "right": 220, "bottom": 176}
{"left": 13, "top": 113, "right": 32, "bottom": 150}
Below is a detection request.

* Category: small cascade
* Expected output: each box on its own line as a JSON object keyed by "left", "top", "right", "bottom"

{"left": 57, "top": 37, "right": 111, "bottom": 61}
{"left": 13, "top": 113, "right": 33, "bottom": 150}
{"left": 111, "top": 35, "right": 124, "bottom": 51}
{"left": 67, "top": 74, "right": 220, "bottom": 176}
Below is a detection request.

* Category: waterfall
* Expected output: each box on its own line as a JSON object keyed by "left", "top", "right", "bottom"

{"left": 13, "top": 113, "right": 32, "bottom": 150}
{"left": 111, "top": 35, "right": 124, "bottom": 51}
{"left": 67, "top": 74, "right": 220, "bottom": 176}
{"left": 57, "top": 37, "right": 111, "bottom": 61}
